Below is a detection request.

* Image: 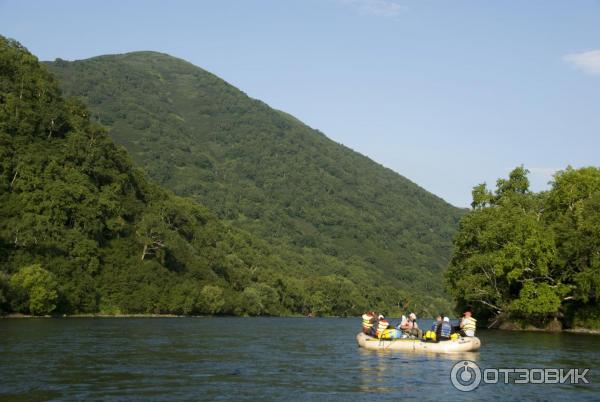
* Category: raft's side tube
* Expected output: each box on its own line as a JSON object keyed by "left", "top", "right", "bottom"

{"left": 356, "top": 332, "right": 481, "bottom": 353}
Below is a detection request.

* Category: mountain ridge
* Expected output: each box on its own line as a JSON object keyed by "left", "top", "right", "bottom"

{"left": 65, "top": 51, "right": 456, "bottom": 207}
{"left": 46, "top": 50, "right": 464, "bottom": 312}
{"left": 4, "top": 36, "right": 434, "bottom": 317}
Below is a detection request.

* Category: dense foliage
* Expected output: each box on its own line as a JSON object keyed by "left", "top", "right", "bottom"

{"left": 445, "top": 167, "right": 600, "bottom": 328}
{"left": 46, "top": 52, "right": 464, "bottom": 313}
{"left": 1, "top": 37, "right": 458, "bottom": 316}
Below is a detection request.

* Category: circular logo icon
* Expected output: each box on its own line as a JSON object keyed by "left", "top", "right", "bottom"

{"left": 450, "top": 360, "right": 481, "bottom": 392}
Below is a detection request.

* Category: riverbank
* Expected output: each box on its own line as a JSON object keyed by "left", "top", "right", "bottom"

{"left": 496, "top": 325, "right": 600, "bottom": 335}
{"left": 3, "top": 313, "right": 600, "bottom": 334}
{"left": 494, "top": 317, "right": 600, "bottom": 334}
{"left": 0, "top": 313, "right": 311, "bottom": 319}
{"left": 565, "top": 328, "right": 600, "bottom": 335}
{"left": 1, "top": 313, "right": 186, "bottom": 319}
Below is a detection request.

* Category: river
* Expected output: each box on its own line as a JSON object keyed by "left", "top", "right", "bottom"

{"left": 1, "top": 317, "right": 598, "bottom": 401}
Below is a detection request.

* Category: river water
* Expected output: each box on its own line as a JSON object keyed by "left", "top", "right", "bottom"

{"left": 1, "top": 317, "right": 598, "bottom": 401}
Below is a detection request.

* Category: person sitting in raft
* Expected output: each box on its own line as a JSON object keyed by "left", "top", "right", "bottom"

{"left": 397, "top": 315, "right": 406, "bottom": 330}
{"left": 431, "top": 314, "right": 443, "bottom": 331}
{"left": 459, "top": 309, "right": 477, "bottom": 337}
{"left": 400, "top": 313, "right": 422, "bottom": 339}
{"left": 436, "top": 317, "right": 452, "bottom": 342}
{"left": 422, "top": 314, "right": 443, "bottom": 342}
{"left": 361, "top": 311, "right": 376, "bottom": 336}
{"left": 375, "top": 315, "right": 390, "bottom": 338}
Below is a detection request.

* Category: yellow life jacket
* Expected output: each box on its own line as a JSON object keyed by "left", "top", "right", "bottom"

{"left": 423, "top": 330, "right": 436, "bottom": 341}
{"left": 376, "top": 320, "right": 389, "bottom": 337}
{"left": 362, "top": 313, "right": 374, "bottom": 330}
{"left": 462, "top": 317, "right": 477, "bottom": 336}
{"left": 379, "top": 328, "right": 400, "bottom": 339}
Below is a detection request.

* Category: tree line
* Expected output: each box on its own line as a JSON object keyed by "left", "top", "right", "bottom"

{"left": 445, "top": 166, "right": 600, "bottom": 329}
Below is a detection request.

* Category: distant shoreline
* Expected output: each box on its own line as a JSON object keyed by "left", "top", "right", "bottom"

{"left": 493, "top": 318, "right": 600, "bottom": 335}
{"left": 564, "top": 328, "right": 600, "bottom": 335}
{"left": 1, "top": 313, "right": 186, "bottom": 319}
{"left": 0, "top": 313, "right": 313, "bottom": 319}
{"left": 494, "top": 326, "right": 600, "bottom": 335}
{"left": 2, "top": 313, "right": 600, "bottom": 334}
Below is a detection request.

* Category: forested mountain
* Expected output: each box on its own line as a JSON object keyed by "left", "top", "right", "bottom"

{"left": 0, "top": 37, "right": 291, "bottom": 316}
{"left": 46, "top": 52, "right": 464, "bottom": 313}
{"left": 0, "top": 37, "right": 461, "bottom": 316}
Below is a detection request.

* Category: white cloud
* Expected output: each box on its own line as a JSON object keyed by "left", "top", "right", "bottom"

{"left": 563, "top": 49, "right": 600, "bottom": 75}
{"left": 338, "top": 0, "right": 406, "bottom": 18}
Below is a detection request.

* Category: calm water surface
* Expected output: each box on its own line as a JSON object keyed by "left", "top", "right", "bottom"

{"left": 1, "top": 318, "right": 598, "bottom": 401}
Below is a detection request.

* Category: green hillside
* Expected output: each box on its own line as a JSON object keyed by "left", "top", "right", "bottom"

{"left": 0, "top": 37, "right": 294, "bottom": 316}
{"left": 2, "top": 37, "right": 410, "bottom": 317}
{"left": 47, "top": 51, "right": 464, "bottom": 313}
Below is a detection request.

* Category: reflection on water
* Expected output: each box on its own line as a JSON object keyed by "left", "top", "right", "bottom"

{"left": 0, "top": 318, "right": 598, "bottom": 401}
{"left": 358, "top": 345, "right": 481, "bottom": 395}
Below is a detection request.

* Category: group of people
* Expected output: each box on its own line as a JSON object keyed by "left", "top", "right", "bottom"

{"left": 361, "top": 308, "right": 476, "bottom": 342}
{"left": 361, "top": 311, "right": 423, "bottom": 339}
{"left": 426, "top": 309, "right": 476, "bottom": 341}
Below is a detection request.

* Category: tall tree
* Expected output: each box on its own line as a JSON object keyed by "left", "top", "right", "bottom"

{"left": 446, "top": 166, "right": 600, "bottom": 327}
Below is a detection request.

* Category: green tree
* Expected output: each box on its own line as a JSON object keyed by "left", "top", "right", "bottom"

{"left": 236, "top": 283, "right": 281, "bottom": 316}
{"left": 238, "top": 286, "right": 262, "bottom": 316}
{"left": 545, "top": 167, "right": 600, "bottom": 304}
{"left": 168, "top": 282, "right": 201, "bottom": 315}
{"left": 0, "top": 272, "right": 9, "bottom": 313}
{"left": 446, "top": 167, "right": 558, "bottom": 319}
{"left": 510, "top": 282, "right": 564, "bottom": 315}
{"left": 9, "top": 264, "right": 59, "bottom": 315}
{"left": 198, "top": 285, "right": 225, "bottom": 314}
{"left": 446, "top": 166, "right": 600, "bottom": 328}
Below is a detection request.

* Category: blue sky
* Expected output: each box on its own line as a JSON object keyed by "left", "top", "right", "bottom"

{"left": 1, "top": 0, "right": 599, "bottom": 207}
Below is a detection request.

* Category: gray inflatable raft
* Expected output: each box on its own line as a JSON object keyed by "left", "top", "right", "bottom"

{"left": 356, "top": 332, "right": 481, "bottom": 353}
